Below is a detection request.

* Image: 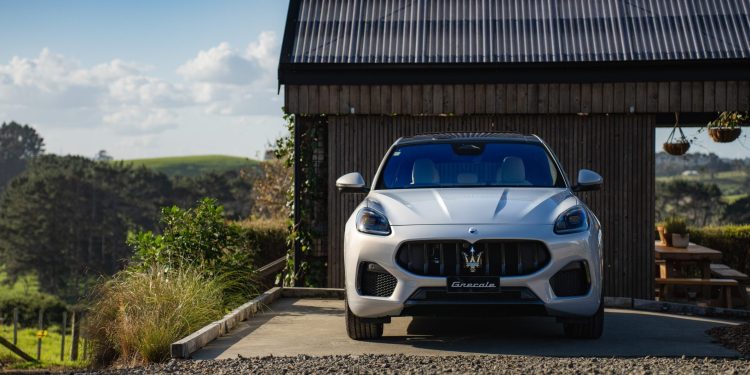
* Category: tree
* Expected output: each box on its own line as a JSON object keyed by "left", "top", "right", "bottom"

{"left": 0, "top": 121, "right": 45, "bottom": 191}
{"left": 94, "top": 150, "right": 113, "bottom": 161}
{"left": 724, "top": 196, "right": 750, "bottom": 224}
{"left": 251, "top": 160, "right": 292, "bottom": 220}
{"left": 0, "top": 155, "right": 169, "bottom": 302}
{"left": 170, "top": 170, "right": 254, "bottom": 220}
{"left": 655, "top": 180, "right": 725, "bottom": 226}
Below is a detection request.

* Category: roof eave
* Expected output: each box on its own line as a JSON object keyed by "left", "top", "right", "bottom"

{"left": 278, "top": 59, "right": 750, "bottom": 85}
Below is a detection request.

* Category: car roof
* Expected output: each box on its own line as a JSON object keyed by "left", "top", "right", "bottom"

{"left": 394, "top": 132, "right": 541, "bottom": 146}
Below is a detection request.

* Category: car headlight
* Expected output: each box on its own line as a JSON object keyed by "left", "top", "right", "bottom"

{"left": 554, "top": 206, "right": 589, "bottom": 234}
{"left": 356, "top": 207, "right": 391, "bottom": 235}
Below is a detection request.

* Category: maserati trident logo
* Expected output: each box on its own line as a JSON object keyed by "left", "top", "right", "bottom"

{"left": 462, "top": 247, "right": 482, "bottom": 272}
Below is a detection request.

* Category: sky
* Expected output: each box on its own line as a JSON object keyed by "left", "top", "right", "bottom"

{"left": 0, "top": 1, "right": 747, "bottom": 160}
{"left": 0, "top": 0, "right": 289, "bottom": 160}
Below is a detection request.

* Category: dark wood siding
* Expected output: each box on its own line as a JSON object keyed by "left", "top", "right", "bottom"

{"left": 327, "top": 115, "right": 655, "bottom": 299}
{"left": 288, "top": 82, "right": 750, "bottom": 115}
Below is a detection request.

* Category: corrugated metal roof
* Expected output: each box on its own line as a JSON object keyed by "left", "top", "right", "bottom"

{"left": 283, "top": 0, "right": 750, "bottom": 64}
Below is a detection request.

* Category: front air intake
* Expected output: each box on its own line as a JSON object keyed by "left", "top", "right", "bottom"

{"left": 550, "top": 261, "right": 591, "bottom": 297}
{"left": 358, "top": 262, "right": 397, "bottom": 297}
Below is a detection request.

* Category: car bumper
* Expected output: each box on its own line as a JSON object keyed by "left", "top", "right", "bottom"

{"left": 344, "top": 223, "right": 602, "bottom": 319}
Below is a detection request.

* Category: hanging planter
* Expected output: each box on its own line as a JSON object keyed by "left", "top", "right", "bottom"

{"left": 707, "top": 111, "right": 747, "bottom": 143}
{"left": 662, "top": 113, "right": 690, "bottom": 156}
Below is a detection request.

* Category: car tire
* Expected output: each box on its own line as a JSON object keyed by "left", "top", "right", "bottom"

{"left": 563, "top": 297, "right": 604, "bottom": 339}
{"left": 345, "top": 300, "right": 384, "bottom": 340}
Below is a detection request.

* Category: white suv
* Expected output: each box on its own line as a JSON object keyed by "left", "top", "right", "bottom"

{"left": 337, "top": 133, "right": 604, "bottom": 340}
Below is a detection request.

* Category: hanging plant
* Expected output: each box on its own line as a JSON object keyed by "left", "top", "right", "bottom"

{"left": 663, "top": 113, "right": 690, "bottom": 156}
{"left": 707, "top": 111, "right": 747, "bottom": 143}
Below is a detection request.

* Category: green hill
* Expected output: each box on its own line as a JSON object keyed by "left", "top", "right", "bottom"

{"left": 121, "top": 155, "right": 260, "bottom": 177}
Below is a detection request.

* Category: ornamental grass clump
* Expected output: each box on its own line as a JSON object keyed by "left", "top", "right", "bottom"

{"left": 86, "top": 265, "right": 225, "bottom": 366}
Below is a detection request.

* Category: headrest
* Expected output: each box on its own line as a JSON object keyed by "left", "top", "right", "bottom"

{"left": 499, "top": 156, "right": 526, "bottom": 184}
{"left": 411, "top": 158, "right": 439, "bottom": 184}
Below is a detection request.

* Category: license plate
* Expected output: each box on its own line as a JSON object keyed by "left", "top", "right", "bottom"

{"left": 446, "top": 276, "right": 500, "bottom": 293}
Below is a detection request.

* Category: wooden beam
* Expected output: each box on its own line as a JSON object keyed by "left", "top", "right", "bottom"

{"left": 0, "top": 336, "right": 37, "bottom": 363}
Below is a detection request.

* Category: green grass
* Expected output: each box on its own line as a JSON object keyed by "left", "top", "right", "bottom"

{"left": 120, "top": 154, "right": 260, "bottom": 177}
{"left": 0, "top": 325, "right": 87, "bottom": 369}
{"left": 656, "top": 170, "right": 748, "bottom": 196}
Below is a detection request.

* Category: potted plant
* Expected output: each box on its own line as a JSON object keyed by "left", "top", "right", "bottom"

{"left": 664, "top": 216, "right": 689, "bottom": 248}
{"left": 707, "top": 111, "right": 747, "bottom": 143}
{"left": 663, "top": 113, "right": 690, "bottom": 156}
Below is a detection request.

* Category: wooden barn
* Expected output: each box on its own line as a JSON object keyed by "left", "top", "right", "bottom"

{"left": 277, "top": 0, "right": 750, "bottom": 298}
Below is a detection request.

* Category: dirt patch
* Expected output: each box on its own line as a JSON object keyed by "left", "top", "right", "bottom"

{"left": 708, "top": 323, "right": 750, "bottom": 356}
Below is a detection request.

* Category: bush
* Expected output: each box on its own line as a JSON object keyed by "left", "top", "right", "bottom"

{"left": 237, "top": 219, "right": 288, "bottom": 267}
{"left": 85, "top": 266, "right": 225, "bottom": 366}
{"left": 690, "top": 225, "right": 750, "bottom": 274}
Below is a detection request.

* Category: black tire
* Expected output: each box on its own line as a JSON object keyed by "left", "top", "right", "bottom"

{"left": 563, "top": 298, "right": 604, "bottom": 339}
{"left": 345, "top": 300, "right": 384, "bottom": 340}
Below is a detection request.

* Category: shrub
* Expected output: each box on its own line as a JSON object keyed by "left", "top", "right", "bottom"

{"left": 128, "top": 198, "right": 256, "bottom": 306}
{"left": 237, "top": 219, "right": 288, "bottom": 267}
{"left": 690, "top": 225, "right": 750, "bottom": 274}
{"left": 85, "top": 266, "right": 225, "bottom": 366}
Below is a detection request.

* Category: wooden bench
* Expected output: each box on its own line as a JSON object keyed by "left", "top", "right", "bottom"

{"left": 655, "top": 278, "right": 739, "bottom": 308}
{"left": 710, "top": 264, "right": 750, "bottom": 308}
{"left": 711, "top": 263, "right": 749, "bottom": 281}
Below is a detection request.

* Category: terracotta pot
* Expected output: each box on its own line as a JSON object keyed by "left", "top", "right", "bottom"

{"left": 671, "top": 233, "right": 690, "bottom": 248}
{"left": 708, "top": 127, "right": 741, "bottom": 143}
{"left": 657, "top": 226, "right": 667, "bottom": 245}
{"left": 663, "top": 142, "right": 690, "bottom": 156}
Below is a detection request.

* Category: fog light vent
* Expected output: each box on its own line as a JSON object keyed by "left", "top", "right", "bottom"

{"left": 550, "top": 261, "right": 590, "bottom": 297}
{"left": 359, "top": 262, "right": 397, "bottom": 297}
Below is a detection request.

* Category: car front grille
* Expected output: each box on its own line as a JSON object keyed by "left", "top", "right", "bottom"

{"left": 396, "top": 240, "right": 550, "bottom": 277}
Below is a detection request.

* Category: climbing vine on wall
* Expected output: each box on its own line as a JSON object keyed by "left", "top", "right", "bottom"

{"left": 274, "top": 109, "right": 327, "bottom": 287}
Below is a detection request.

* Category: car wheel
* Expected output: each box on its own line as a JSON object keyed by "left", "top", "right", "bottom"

{"left": 563, "top": 297, "right": 604, "bottom": 339}
{"left": 345, "top": 300, "right": 384, "bottom": 340}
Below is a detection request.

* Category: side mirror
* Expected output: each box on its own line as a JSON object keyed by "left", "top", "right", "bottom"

{"left": 336, "top": 172, "right": 369, "bottom": 193}
{"left": 573, "top": 169, "right": 603, "bottom": 192}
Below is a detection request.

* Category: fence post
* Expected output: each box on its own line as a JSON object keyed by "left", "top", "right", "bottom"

{"left": 36, "top": 309, "right": 43, "bottom": 361}
{"left": 70, "top": 311, "right": 79, "bottom": 361}
{"left": 12, "top": 308, "right": 18, "bottom": 346}
{"left": 60, "top": 311, "right": 67, "bottom": 362}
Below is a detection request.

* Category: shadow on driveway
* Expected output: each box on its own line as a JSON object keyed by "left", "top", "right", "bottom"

{"left": 193, "top": 298, "right": 741, "bottom": 359}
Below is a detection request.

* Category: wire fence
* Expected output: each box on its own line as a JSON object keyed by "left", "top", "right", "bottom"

{"left": 0, "top": 308, "right": 89, "bottom": 364}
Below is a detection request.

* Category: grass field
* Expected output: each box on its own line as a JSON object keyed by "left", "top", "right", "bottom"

{"left": 656, "top": 170, "right": 748, "bottom": 197}
{"left": 120, "top": 154, "right": 260, "bottom": 177}
{"left": 0, "top": 324, "right": 87, "bottom": 368}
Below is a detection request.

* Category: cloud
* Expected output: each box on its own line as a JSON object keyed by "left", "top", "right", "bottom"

{"left": 0, "top": 30, "right": 282, "bottom": 143}
{"left": 177, "top": 31, "right": 277, "bottom": 85}
{"left": 178, "top": 32, "right": 281, "bottom": 116}
{"left": 103, "top": 106, "right": 178, "bottom": 135}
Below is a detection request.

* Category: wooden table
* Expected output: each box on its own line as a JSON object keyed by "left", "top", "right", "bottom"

{"left": 655, "top": 241, "right": 723, "bottom": 301}
{"left": 655, "top": 241, "right": 722, "bottom": 279}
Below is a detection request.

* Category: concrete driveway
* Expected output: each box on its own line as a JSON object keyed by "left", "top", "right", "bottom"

{"left": 193, "top": 298, "right": 742, "bottom": 359}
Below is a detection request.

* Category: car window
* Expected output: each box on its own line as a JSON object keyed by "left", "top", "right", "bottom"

{"left": 377, "top": 142, "right": 566, "bottom": 189}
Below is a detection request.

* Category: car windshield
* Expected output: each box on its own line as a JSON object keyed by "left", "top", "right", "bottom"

{"left": 377, "top": 142, "right": 566, "bottom": 189}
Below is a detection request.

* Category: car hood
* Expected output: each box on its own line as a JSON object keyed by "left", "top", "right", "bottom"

{"left": 365, "top": 188, "right": 578, "bottom": 226}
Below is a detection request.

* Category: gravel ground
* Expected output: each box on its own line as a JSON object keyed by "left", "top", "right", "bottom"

{"left": 80, "top": 355, "right": 750, "bottom": 375}
{"left": 708, "top": 323, "right": 750, "bottom": 356}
